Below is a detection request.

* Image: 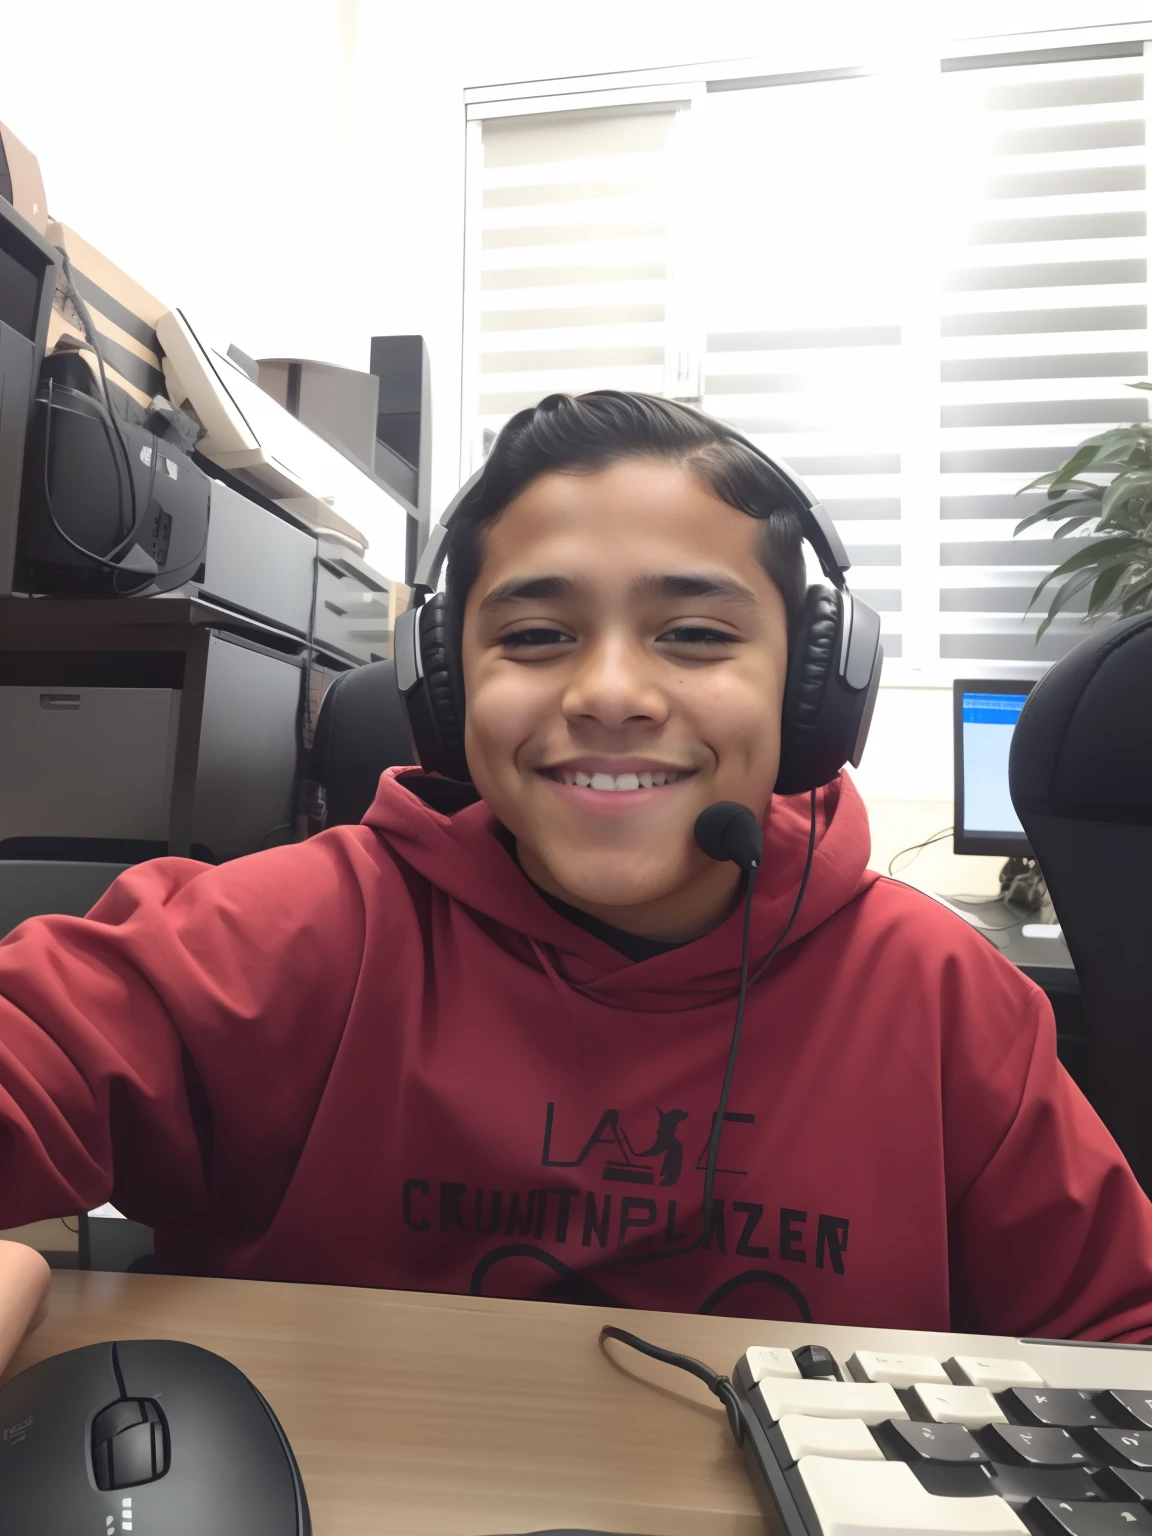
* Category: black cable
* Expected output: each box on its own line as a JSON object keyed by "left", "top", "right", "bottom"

{"left": 746, "top": 787, "right": 818, "bottom": 990}
{"left": 59, "top": 252, "right": 138, "bottom": 546}
{"left": 258, "top": 822, "right": 294, "bottom": 850}
{"left": 40, "top": 380, "right": 152, "bottom": 583}
{"left": 293, "top": 548, "right": 326, "bottom": 837}
{"left": 301, "top": 546, "right": 320, "bottom": 749}
{"left": 700, "top": 857, "right": 757, "bottom": 1246}
{"left": 887, "top": 825, "right": 953, "bottom": 878}
{"left": 599, "top": 1325, "right": 745, "bottom": 1446}
{"left": 612, "top": 787, "right": 819, "bottom": 1268}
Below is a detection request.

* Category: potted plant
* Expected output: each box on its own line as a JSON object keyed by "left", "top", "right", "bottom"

{"left": 1015, "top": 388, "right": 1152, "bottom": 639}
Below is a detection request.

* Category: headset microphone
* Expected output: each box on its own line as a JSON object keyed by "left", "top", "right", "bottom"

{"left": 693, "top": 802, "right": 763, "bottom": 872}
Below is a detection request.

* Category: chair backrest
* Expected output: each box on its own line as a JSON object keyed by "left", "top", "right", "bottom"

{"left": 1009, "top": 611, "right": 1152, "bottom": 1192}
{"left": 311, "top": 661, "right": 416, "bottom": 828}
{"left": 0, "top": 862, "right": 128, "bottom": 939}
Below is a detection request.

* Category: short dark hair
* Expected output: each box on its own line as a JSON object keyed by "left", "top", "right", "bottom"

{"left": 444, "top": 390, "right": 807, "bottom": 648}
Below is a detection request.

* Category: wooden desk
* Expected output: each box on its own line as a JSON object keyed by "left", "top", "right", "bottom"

{"left": 3, "top": 1271, "right": 768, "bottom": 1536}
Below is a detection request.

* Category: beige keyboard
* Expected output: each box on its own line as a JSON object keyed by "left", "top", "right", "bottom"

{"left": 727, "top": 1324, "right": 1152, "bottom": 1536}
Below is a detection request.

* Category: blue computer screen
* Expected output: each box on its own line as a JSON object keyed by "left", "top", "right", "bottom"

{"left": 961, "top": 692, "right": 1028, "bottom": 836}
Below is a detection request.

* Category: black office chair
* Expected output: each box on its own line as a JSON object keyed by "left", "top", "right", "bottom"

{"left": 1009, "top": 610, "right": 1152, "bottom": 1194}
{"left": 311, "top": 661, "right": 416, "bottom": 827}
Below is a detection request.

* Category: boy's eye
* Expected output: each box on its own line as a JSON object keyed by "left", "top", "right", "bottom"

{"left": 500, "top": 627, "right": 572, "bottom": 649}
{"left": 659, "top": 626, "right": 738, "bottom": 646}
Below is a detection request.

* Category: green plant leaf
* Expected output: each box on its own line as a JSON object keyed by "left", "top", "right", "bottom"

{"left": 1018, "top": 471, "right": 1062, "bottom": 494}
{"left": 1079, "top": 425, "right": 1152, "bottom": 460}
{"left": 1127, "top": 381, "right": 1152, "bottom": 390}
{"left": 1026, "top": 537, "right": 1144, "bottom": 608}
{"left": 1036, "top": 568, "right": 1099, "bottom": 639}
{"left": 1035, "top": 534, "right": 1142, "bottom": 579}
{"left": 1099, "top": 497, "right": 1152, "bottom": 534}
{"left": 1022, "top": 429, "right": 1152, "bottom": 502}
{"left": 1086, "top": 562, "right": 1126, "bottom": 615}
{"left": 1013, "top": 496, "right": 1101, "bottom": 535}
{"left": 1017, "top": 471, "right": 1107, "bottom": 496}
{"left": 1118, "top": 571, "right": 1152, "bottom": 615}
{"left": 1046, "top": 443, "right": 1104, "bottom": 498}
{"left": 1101, "top": 468, "right": 1152, "bottom": 522}
{"left": 1081, "top": 423, "right": 1152, "bottom": 451}
{"left": 1054, "top": 514, "right": 1100, "bottom": 537}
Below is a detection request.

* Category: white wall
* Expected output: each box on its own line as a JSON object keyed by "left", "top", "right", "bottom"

{"left": 0, "top": 0, "right": 359, "bottom": 364}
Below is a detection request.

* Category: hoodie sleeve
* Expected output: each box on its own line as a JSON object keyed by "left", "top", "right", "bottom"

{"left": 0, "top": 835, "right": 367, "bottom": 1235}
{"left": 947, "top": 977, "right": 1152, "bottom": 1343}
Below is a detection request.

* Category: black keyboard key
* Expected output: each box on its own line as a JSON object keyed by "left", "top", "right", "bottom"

{"left": 1095, "top": 1466, "right": 1152, "bottom": 1503}
{"left": 911, "top": 1463, "right": 998, "bottom": 1497}
{"left": 1002, "top": 1389, "right": 1111, "bottom": 1429}
{"left": 1097, "top": 1393, "right": 1152, "bottom": 1431}
{"left": 985, "top": 1464, "right": 1108, "bottom": 1507}
{"left": 793, "top": 1344, "right": 841, "bottom": 1380}
{"left": 874, "top": 1418, "right": 989, "bottom": 1464}
{"left": 1091, "top": 1430, "right": 1152, "bottom": 1470}
{"left": 1023, "top": 1500, "right": 1152, "bottom": 1535}
{"left": 983, "top": 1424, "right": 1097, "bottom": 1468}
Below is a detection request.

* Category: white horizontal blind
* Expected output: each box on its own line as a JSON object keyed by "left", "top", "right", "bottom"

{"left": 461, "top": 39, "right": 1151, "bottom": 679}
{"left": 467, "top": 106, "right": 680, "bottom": 469}
{"left": 697, "top": 75, "right": 915, "bottom": 664}
{"left": 937, "top": 43, "right": 1148, "bottom": 672}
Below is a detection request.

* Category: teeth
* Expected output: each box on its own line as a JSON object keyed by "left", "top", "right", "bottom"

{"left": 553, "top": 768, "right": 689, "bottom": 791}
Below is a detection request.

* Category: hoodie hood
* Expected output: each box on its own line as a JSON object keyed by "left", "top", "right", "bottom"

{"left": 362, "top": 768, "right": 877, "bottom": 1011}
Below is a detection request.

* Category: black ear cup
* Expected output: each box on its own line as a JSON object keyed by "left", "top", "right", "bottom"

{"left": 775, "top": 585, "right": 880, "bottom": 795}
{"left": 409, "top": 593, "right": 471, "bottom": 783}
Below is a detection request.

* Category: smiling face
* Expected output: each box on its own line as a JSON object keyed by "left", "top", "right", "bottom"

{"left": 459, "top": 458, "right": 791, "bottom": 941}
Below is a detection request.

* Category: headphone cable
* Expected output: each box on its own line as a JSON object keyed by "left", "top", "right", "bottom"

{"left": 610, "top": 786, "right": 819, "bottom": 1268}
{"left": 40, "top": 379, "right": 156, "bottom": 583}
{"left": 59, "top": 252, "right": 140, "bottom": 550}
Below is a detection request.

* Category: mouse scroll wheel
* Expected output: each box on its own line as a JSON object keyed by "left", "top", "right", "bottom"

{"left": 91, "top": 1399, "right": 169, "bottom": 1491}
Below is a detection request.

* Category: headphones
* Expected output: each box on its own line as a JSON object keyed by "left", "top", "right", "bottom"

{"left": 394, "top": 416, "right": 883, "bottom": 796}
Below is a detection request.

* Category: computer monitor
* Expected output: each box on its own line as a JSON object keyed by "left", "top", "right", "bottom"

{"left": 953, "top": 679, "right": 1036, "bottom": 857}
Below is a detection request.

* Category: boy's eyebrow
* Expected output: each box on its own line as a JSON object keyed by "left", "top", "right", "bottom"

{"left": 638, "top": 572, "right": 760, "bottom": 606}
{"left": 478, "top": 575, "right": 581, "bottom": 613}
{"left": 478, "top": 571, "right": 761, "bottom": 614}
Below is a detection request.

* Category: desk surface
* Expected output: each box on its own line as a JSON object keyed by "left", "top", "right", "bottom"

{"left": 7, "top": 1272, "right": 769, "bottom": 1536}
{"left": 950, "top": 896, "right": 1078, "bottom": 993}
{"left": 10, "top": 1274, "right": 1151, "bottom": 1535}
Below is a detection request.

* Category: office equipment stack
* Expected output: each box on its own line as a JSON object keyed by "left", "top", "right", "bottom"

{"left": 0, "top": 119, "right": 421, "bottom": 927}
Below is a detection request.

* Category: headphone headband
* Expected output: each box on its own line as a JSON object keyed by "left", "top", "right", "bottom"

{"left": 411, "top": 430, "right": 852, "bottom": 600}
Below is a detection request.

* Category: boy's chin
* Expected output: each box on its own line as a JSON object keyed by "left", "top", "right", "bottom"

{"left": 531, "top": 845, "right": 694, "bottom": 914}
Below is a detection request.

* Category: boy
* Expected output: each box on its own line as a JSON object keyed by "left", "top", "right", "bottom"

{"left": 1, "top": 390, "right": 1150, "bottom": 1338}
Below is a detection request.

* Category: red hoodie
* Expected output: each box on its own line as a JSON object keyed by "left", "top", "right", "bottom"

{"left": 1, "top": 768, "right": 1150, "bottom": 1339}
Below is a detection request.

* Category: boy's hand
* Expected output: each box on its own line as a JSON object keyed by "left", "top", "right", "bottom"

{"left": 0, "top": 1240, "right": 51, "bottom": 1376}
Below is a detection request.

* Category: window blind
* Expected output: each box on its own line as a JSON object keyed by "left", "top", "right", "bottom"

{"left": 462, "top": 39, "right": 1151, "bottom": 679}
{"left": 697, "top": 74, "right": 911, "bottom": 663}
{"left": 468, "top": 106, "right": 680, "bottom": 465}
{"left": 937, "top": 44, "right": 1147, "bottom": 671}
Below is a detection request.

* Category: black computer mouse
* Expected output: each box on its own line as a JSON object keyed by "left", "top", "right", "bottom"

{"left": 0, "top": 1338, "right": 310, "bottom": 1534}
